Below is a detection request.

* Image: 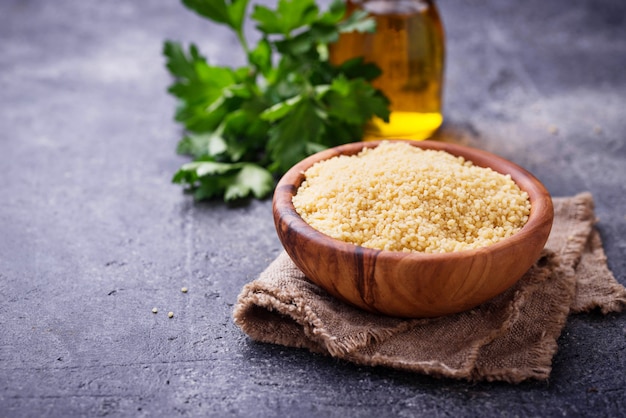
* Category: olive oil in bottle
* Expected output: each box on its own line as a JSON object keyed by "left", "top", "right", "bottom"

{"left": 330, "top": 0, "right": 445, "bottom": 141}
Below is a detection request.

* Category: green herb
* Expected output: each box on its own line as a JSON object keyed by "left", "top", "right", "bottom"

{"left": 164, "top": 0, "right": 390, "bottom": 201}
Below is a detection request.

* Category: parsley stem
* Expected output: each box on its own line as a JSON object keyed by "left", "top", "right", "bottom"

{"left": 236, "top": 28, "right": 249, "bottom": 56}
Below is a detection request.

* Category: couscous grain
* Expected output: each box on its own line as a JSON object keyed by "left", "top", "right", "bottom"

{"left": 292, "top": 141, "right": 531, "bottom": 253}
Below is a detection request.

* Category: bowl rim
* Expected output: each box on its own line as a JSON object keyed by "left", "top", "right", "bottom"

{"left": 273, "top": 139, "right": 554, "bottom": 263}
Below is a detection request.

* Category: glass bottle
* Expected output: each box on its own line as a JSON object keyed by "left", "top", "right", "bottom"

{"left": 330, "top": 0, "right": 445, "bottom": 141}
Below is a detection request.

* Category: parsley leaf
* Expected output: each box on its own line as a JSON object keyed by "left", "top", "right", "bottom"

{"left": 251, "top": 0, "right": 318, "bottom": 35}
{"left": 165, "top": 0, "right": 390, "bottom": 201}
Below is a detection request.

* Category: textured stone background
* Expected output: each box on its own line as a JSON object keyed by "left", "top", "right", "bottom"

{"left": 1, "top": 0, "right": 625, "bottom": 416}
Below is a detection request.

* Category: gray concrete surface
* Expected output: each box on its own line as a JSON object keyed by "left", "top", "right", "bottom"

{"left": 1, "top": 0, "right": 625, "bottom": 416}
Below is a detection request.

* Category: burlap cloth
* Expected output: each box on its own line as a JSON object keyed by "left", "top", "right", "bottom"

{"left": 233, "top": 193, "right": 626, "bottom": 383}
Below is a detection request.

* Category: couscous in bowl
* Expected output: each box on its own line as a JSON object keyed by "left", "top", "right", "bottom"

{"left": 273, "top": 140, "right": 554, "bottom": 318}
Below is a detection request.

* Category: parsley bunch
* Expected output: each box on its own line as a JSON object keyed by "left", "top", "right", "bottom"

{"left": 164, "top": 0, "right": 390, "bottom": 201}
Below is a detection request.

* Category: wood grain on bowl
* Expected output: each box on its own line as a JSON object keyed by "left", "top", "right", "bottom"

{"left": 273, "top": 140, "right": 554, "bottom": 318}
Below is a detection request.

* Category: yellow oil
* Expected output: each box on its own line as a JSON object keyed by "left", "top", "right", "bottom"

{"left": 330, "top": 0, "right": 445, "bottom": 141}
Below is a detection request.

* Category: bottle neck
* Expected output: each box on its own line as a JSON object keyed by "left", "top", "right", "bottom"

{"left": 349, "top": 0, "right": 431, "bottom": 15}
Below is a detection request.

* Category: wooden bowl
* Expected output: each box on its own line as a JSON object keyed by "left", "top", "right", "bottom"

{"left": 273, "top": 140, "right": 554, "bottom": 318}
